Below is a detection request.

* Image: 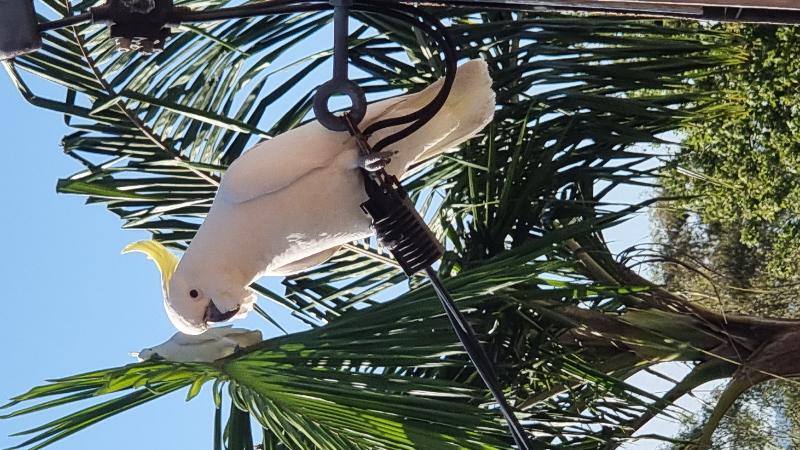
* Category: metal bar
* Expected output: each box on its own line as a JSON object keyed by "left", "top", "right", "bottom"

{"left": 37, "top": 12, "right": 91, "bottom": 31}
{"left": 605, "top": 0, "right": 799, "bottom": 9}
{"left": 426, "top": 266, "right": 535, "bottom": 450}
{"left": 418, "top": 0, "right": 800, "bottom": 23}
{"left": 331, "top": 0, "right": 351, "bottom": 82}
{"left": 431, "top": 0, "right": 800, "bottom": 10}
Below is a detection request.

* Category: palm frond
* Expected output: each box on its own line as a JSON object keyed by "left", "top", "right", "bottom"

{"left": 3, "top": 3, "right": 753, "bottom": 448}
{"left": 4, "top": 205, "right": 727, "bottom": 449}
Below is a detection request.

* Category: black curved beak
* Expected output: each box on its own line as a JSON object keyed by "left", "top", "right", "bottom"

{"left": 203, "top": 300, "right": 240, "bottom": 323}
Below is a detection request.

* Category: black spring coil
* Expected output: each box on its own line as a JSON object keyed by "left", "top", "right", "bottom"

{"left": 360, "top": 173, "right": 443, "bottom": 276}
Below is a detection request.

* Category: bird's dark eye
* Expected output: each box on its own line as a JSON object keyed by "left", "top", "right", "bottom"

{"left": 189, "top": 289, "right": 199, "bottom": 299}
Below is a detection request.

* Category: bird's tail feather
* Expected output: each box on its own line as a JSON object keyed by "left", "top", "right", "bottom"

{"left": 371, "top": 59, "right": 496, "bottom": 179}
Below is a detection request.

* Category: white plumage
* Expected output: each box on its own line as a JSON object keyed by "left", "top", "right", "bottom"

{"left": 129, "top": 59, "right": 495, "bottom": 334}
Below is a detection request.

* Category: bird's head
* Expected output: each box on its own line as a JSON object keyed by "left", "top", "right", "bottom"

{"left": 123, "top": 240, "right": 252, "bottom": 335}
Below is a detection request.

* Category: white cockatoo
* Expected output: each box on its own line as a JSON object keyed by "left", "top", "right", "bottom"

{"left": 125, "top": 59, "right": 495, "bottom": 335}
{"left": 134, "top": 327, "right": 263, "bottom": 362}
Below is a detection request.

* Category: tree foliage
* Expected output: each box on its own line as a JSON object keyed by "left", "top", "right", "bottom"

{"left": 652, "top": 23, "right": 800, "bottom": 449}
{"left": 664, "top": 24, "right": 800, "bottom": 279}
{"left": 651, "top": 203, "right": 800, "bottom": 318}
{"left": 664, "top": 380, "right": 800, "bottom": 450}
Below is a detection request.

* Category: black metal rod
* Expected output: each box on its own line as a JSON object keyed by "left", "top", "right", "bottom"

{"left": 173, "top": 2, "right": 327, "bottom": 23}
{"left": 31, "top": 0, "right": 800, "bottom": 35}
{"left": 331, "top": 0, "right": 351, "bottom": 82}
{"left": 37, "top": 12, "right": 91, "bottom": 31}
{"left": 425, "top": 266, "right": 534, "bottom": 450}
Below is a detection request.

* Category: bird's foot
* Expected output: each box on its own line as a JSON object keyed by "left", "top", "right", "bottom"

{"left": 358, "top": 150, "right": 397, "bottom": 172}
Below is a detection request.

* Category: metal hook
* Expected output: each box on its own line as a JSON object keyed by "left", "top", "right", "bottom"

{"left": 313, "top": 0, "right": 367, "bottom": 132}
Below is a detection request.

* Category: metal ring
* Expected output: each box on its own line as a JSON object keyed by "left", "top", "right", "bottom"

{"left": 313, "top": 79, "right": 367, "bottom": 132}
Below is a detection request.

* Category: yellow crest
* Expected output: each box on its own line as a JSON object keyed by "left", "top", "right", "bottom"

{"left": 122, "top": 240, "right": 179, "bottom": 297}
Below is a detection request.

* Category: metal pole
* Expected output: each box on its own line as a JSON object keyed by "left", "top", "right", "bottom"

{"left": 426, "top": 266, "right": 534, "bottom": 450}
{"left": 428, "top": 0, "right": 800, "bottom": 23}
{"left": 332, "top": 0, "right": 351, "bottom": 83}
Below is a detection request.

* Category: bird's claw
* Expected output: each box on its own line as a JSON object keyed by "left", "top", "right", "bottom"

{"left": 358, "top": 150, "right": 397, "bottom": 172}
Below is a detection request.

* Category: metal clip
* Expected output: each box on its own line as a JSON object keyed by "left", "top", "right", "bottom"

{"left": 343, "top": 114, "right": 443, "bottom": 276}
{"left": 90, "top": 0, "right": 183, "bottom": 54}
{"left": 313, "top": 0, "right": 367, "bottom": 132}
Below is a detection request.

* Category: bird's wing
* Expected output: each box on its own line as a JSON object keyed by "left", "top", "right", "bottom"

{"left": 267, "top": 246, "right": 341, "bottom": 276}
{"left": 218, "top": 96, "right": 408, "bottom": 205}
{"left": 217, "top": 60, "right": 492, "bottom": 205}
{"left": 218, "top": 125, "right": 350, "bottom": 204}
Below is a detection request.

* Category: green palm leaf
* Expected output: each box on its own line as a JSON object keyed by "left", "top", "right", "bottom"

{"left": 3, "top": 2, "right": 756, "bottom": 449}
